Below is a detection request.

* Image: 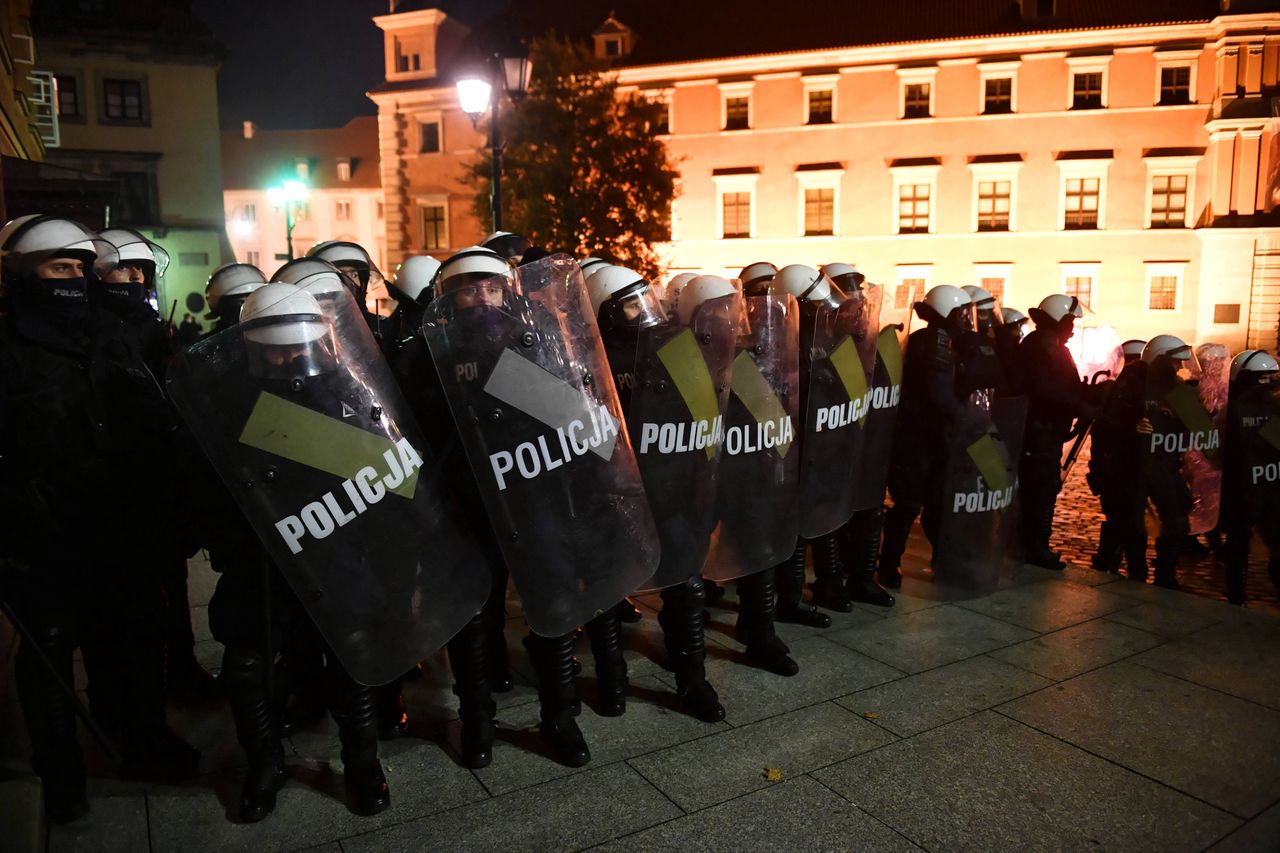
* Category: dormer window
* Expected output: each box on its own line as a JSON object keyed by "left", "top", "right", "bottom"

{"left": 394, "top": 35, "right": 421, "bottom": 73}
{"left": 603, "top": 37, "right": 621, "bottom": 57}
{"left": 295, "top": 159, "right": 309, "bottom": 180}
{"left": 592, "top": 14, "right": 634, "bottom": 60}
{"left": 336, "top": 159, "right": 351, "bottom": 182}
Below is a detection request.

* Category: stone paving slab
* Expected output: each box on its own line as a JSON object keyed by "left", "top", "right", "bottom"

{"left": 955, "top": 580, "right": 1136, "bottom": 633}
{"left": 987, "top": 617, "right": 1163, "bottom": 681}
{"left": 1000, "top": 661, "right": 1280, "bottom": 818}
{"left": 627, "top": 701, "right": 895, "bottom": 813}
{"left": 834, "top": 656, "right": 1052, "bottom": 738}
{"left": 1207, "top": 799, "right": 1280, "bottom": 852}
{"left": 1130, "top": 620, "right": 1280, "bottom": 711}
{"left": 813, "top": 711, "right": 1240, "bottom": 852}
{"left": 47, "top": 779, "right": 147, "bottom": 853}
{"left": 1103, "top": 599, "right": 1225, "bottom": 640}
{"left": 825, "top": 604, "right": 1037, "bottom": 674}
{"left": 338, "top": 762, "right": 681, "bottom": 853}
{"left": 593, "top": 776, "right": 923, "bottom": 852}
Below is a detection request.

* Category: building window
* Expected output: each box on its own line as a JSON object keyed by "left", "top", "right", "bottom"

{"left": 603, "top": 37, "right": 621, "bottom": 57}
{"left": 722, "top": 192, "right": 752, "bottom": 238}
{"left": 337, "top": 160, "right": 351, "bottom": 182}
{"left": 1214, "top": 304, "right": 1241, "bottom": 324}
{"left": 898, "top": 184, "right": 931, "bottom": 234}
{"left": 55, "top": 74, "right": 79, "bottom": 117}
{"left": 1071, "top": 72, "right": 1103, "bottom": 109}
{"left": 421, "top": 205, "right": 446, "bottom": 251}
{"left": 807, "top": 89, "right": 833, "bottom": 125}
{"left": 723, "top": 96, "right": 750, "bottom": 131}
{"left": 803, "top": 188, "right": 835, "bottom": 236}
{"left": 984, "top": 78, "right": 1013, "bottom": 114}
{"left": 335, "top": 200, "right": 352, "bottom": 221}
{"left": 895, "top": 265, "right": 932, "bottom": 311}
{"left": 376, "top": 201, "right": 384, "bottom": 219}
{"left": 903, "top": 83, "right": 931, "bottom": 119}
{"left": 1064, "top": 177, "right": 1100, "bottom": 229}
{"left": 103, "top": 78, "right": 144, "bottom": 121}
{"left": 419, "top": 121, "right": 440, "bottom": 154}
{"left": 1150, "top": 174, "right": 1188, "bottom": 228}
{"left": 246, "top": 250, "right": 260, "bottom": 267}
{"left": 1148, "top": 276, "right": 1178, "bottom": 311}
{"left": 1064, "top": 276, "right": 1093, "bottom": 309}
{"left": 979, "top": 277, "right": 1007, "bottom": 304}
{"left": 394, "top": 37, "right": 421, "bottom": 73}
{"left": 976, "top": 181, "right": 1011, "bottom": 231}
{"left": 243, "top": 203, "right": 256, "bottom": 222}
{"left": 652, "top": 92, "right": 671, "bottom": 134}
{"left": 178, "top": 252, "right": 209, "bottom": 266}
{"left": 1159, "top": 66, "right": 1192, "bottom": 106}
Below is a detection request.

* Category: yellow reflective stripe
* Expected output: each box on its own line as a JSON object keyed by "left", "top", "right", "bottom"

{"left": 966, "top": 433, "right": 1010, "bottom": 492}
{"left": 730, "top": 349, "right": 791, "bottom": 459}
{"left": 1164, "top": 382, "right": 1215, "bottom": 444}
{"left": 657, "top": 328, "right": 721, "bottom": 459}
{"left": 829, "top": 336, "right": 868, "bottom": 417}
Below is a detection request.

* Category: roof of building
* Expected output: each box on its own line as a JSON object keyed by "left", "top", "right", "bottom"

{"left": 33, "top": 0, "right": 225, "bottom": 62}
{"left": 220, "top": 116, "right": 381, "bottom": 191}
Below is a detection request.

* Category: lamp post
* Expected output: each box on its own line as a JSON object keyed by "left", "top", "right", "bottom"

{"left": 456, "top": 49, "right": 532, "bottom": 232}
{"left": 267, "top": 178, "right": 308, "bottom": 261}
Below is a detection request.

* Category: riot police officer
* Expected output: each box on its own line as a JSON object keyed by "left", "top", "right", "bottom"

{"left": 1088, "top": 339, "right": 1146, "bottom": 574}
{"left": 305, "top": 240, "right": 386, "bottom": 336}
{"left": 385, "top": 254, "right": 440, "bottom": 347}
{"left": 1221, "top": 350, "right": 1280, "bottom": 604}
{"left": 204, "top": 263, "right": 266, "bottom": 334}
{"left": 481, "top": 230, "right": 532, "bottom": 267}
{"left": 879, "top": 285, "right": 971, "bottom": 586}
{"left": 92, "top": 228, "right": 173, "bottom": 375}
{"left": 1018, "top": 294, "right": 1095, "bottom": 571}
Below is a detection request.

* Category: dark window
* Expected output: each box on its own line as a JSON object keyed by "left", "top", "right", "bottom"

{"left": 903, "top": 83, "right": 930, "bottom": 118}
{"left": 898, "top": 184, "right": 930, "bottom": 233}
{"left": 1037, "top": 0, "right": 1056, "bottom": 16}
{"left": 1071, "top": 72, "right": 1103, "bottom": 109}
{"left": 55, "top": 75, "right": 79, "bottom": 117}
{"left": 1150, "top": 174, "right": 1188, "bottom": 228}
{"left": 1214, "top": 303, "right": 1241, "bottom": 324}
{"left": 1064, "top": 177, "right": 1099, "bottom": 229}
{"left": 419, "top": 121, "right": 440, "bottom": 154}
{"left": 722, "top": 192, "right": 751, "bottom": 237}
{"left": 1064, "top": 276, "right": 1092, "bottom": 309}
{"left": 724, "top": 97, "right": 749, "bottom": 130}
{"left": 807, "top": 89, "right": 833, "bottom": 124}
{"left": 983, "top": 78, "right": 1012, "bottom": 114}
{"left": 1159, "top": 66, "right": 1192, "bottom": 105}
{"left": 421, "top": 205, "right": 446, "bottom": 251}
{"left": 103, "top": 78, "right": 143, "bottom": 121}
{"left": 394, "top": 38, "right": 421, "bottom": 73}
{"left": 1149, "top": 276, "right": 1178, "bottom": 310}
{"left": 179, "top": 252, "right": 210, "bottom": 266}
{"left": 804, "top": 188, "right": 834, "bottom": 236}
{"left": 977, "top": 180, "right": 1011, "bottom": 231}
{"left": 604, "top": 38, "right": 620, "bottom": 57}
{"left": 112, "top": 171, "right": 156, "bottom": 222}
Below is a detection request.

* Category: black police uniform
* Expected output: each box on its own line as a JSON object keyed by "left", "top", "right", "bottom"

{"left": 1088, "top": 361, "right": 1151, "bottom": 581}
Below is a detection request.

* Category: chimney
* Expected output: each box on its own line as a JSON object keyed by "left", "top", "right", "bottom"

{"left": 243, "top": 120, "right": 256, "bottom": 139}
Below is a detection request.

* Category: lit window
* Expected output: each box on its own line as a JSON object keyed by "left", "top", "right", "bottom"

{"left": 246, "top": 250, "right": 260, "bottom": 267}
{"left": 722, "top": 192, "right": 751, "bottom": 238}
{"left": 983, "top": 78, "right": 1012, "bottom": 114}
{"left": 55, "top": 74, "right": 79, "bottom": 117}
{"left": 337, "top": 160, "right": 352, "bottom": 182}
{"left": 1064, "top": 177, "right": 1100, "bottom": 229}
{"left": 979, "top": 277, "right": 1006, "bottom": 304}
{"left": 335, "top": 200, "right": 352, "bottom": 221}
{"left": 243, "top": 203, "right": 256, "bottom": 223}
{"left": 1159, "top": 66, "right": 1191, "bottom": 106}
{"left": 903, "top": 83, "right": 930, "bottom": 119}
{"left": 420, "top": 121, "right": 440, "bottom": 154}
{"left": 898, "top": 184, "right": 930, "bottom": 234}
{"left": 1064, "top": 276, "right": 1093, "bottom": 309}
{"left": 1150, "top": 174, "right": 1188, "bottom": 228}
{"left": 895, "top": 265, "right": 932, "bottom": 309}
{"left": 895, "top": 282, "right": 919, "bottom": 309}
{"left": 1148, "top": 276, "right": 1178, "bottom": 310}
{"left": 1071, "top": 72, "right": 1103, "bottom": 109}
{"left": 421, "top": 205, "right": 446, "bottom": 251}
{"left": 807, "top": 89, "right": 833, "bottom": 125}
{"left": 724, "top": 97, "right": 749, "bottom": 131}
{"left": 977, "top": 181, "right": 1011, "bottom": 231}
{"left": 803, "top": 188, "right": 834, "bottom": 236}
{"left": 376, "top": 202, "right": 384, "bottom": 219}
{"left": 103, "top": 78, "right": 143, "bottom": 121}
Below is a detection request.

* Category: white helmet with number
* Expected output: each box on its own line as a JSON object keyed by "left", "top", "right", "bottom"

{"left": 240, "top": 283, "right": 329, "bottom": 345}
{"left": 920, "top": 284, "right": 971, "bottom": 321}
{"left": 664, "top": 272, "right": 697, "bottom": 313}
{"left": 1037, "top": 293, "right": 1085, "bottom": 323}
{"left": 1141, "top": 334, "right": 1192, "bottom": 364}
{"left": 676, "top": 275, "right": 736, "bottom": 326}
{"left": 394, "top": 255, "right": 440, "bottom": 303}
{"left": 1230, "top": 349, "right": 1280, "bottom": 382}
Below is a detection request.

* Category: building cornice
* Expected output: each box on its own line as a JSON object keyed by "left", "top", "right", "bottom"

{"left": 372, "top": 8, "right": 446, "bottom": 32}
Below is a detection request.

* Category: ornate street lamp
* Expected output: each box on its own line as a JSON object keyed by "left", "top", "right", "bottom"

{"left": 456, "top": 47, "right": 532, "bottom": 232}
{"left": 266, "top": 178, "right": 309, "bottom": 261}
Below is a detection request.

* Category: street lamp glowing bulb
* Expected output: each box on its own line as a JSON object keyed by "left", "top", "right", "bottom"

{"left": 456, "top": 77, "right": 492, "bottom": 117}
{"left": 233, "top": 218, "right": 253, "bottom": 237}
{"left": 282, "top": 180, "right": 308, "bottom": 202}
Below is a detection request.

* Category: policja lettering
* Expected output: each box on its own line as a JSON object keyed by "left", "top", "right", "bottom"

{"left": 1149, "top": 429, "right": 1221, "bottom": 453}
{"left": 488, "top": 402, "right": 619, "bottom": 491}
{"left": 724, "top": 415, "right": 794, "bottom": 456}
{"left": 952, "top": 476, "right": 1016, "bottom": 514}
{"left": 815, "top": 392, "right": 870, "bottom": 432}
{"left": 638, "top": 416, "right": 724, "bottom": 455}
{"left": 273, "top": 437, "right": 423, "bottom": 554}
{"left": 1251, "top": 462, "right": 1280, "bottom": 485}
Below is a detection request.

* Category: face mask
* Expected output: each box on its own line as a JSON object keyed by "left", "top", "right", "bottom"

{"left": 93, "top": 279, "right": 147, "bottom": 305}
{"left": 13, "top": 275, "right": 91, "bottom": 332}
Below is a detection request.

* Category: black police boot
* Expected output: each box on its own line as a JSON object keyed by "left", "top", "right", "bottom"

{"left": 524, "top": 633, "right": 590, "bottom": 767}
{"left": 330, "top": 675, "right": 391, "bottom": 817}
{"left": 1226, "top": 562, "right": 1247, "bottom": 606}
{"left": 703, "top": 577, "right": 726, "bottom": 604}
{"left": 613, "top": 598, "right": 644, "bottom": 624}
{"left": 1092, "top": 519, "right": 1123, "bottom": 573}
{"left": 879, "top": 502, "right": 917, "bottom": 588}
{"left": 1023, "top": 501, "right": 1065, "bottom": 571}
{"left": 736, "top": 571, "right": 799, "bottom": 677}
{"left": 1268, "top": 556, "right": 1280, "bottom": 594}
{"left": 221, "top": 647, "right": 286, "bottom": 823}
{"left": 375, "top": 678, "right": 408, "bottom": 740}
{"left": 586, "top": 611, "right": 628, "bottom": 717}
{"left": 811, "top": 533, "right": 853, "bottom": 612}
{"left": 1153, "top": 536, "right": 1181, "bottom": 591}
{"left": 845, "top": 509, "right": 895, "bottom": 608}
{"left": 15, "top": 626, "right": 89, "bottom": 823}
{"left": 659, "top": 578, "right": 725, "bottom": 723}
{"left": 447, "top": 614, "right": 496, "bottom": 769}
{"left": 775, "top": 540, "right": 831, "bottom": 628}
{"left": 485, "top": 568, "right": 514, "bottom": 693}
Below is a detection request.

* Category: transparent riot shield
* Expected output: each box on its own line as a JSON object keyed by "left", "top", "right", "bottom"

{"left": 1237, "top": 380, "right": 1280, "bottom": 527}
{"left": 1061, "top": 344, "right": 1125, "bottom": 477}
{"left": 629, "top": 293, "right": 739, "bottom": 589}
{"left": 167, "top": 286, "right": 490, "bottom": 686}
{"left": 421, "top": 255, "right": 659, "bottom": 637}
{"left": 798, "top": 287, "right": 882, "bottom": 538}
{"left": 850, "top": 324, "right": 905, "bottom": 513}
{"left": 933, "top": 393, "right": 1026, "bottom": 596}
{"left": 1188, "top": 343, "right": 1229, "bottom": 532}
{"left": 704, "top": 294, "right": 801, "bottom": 581}
{"left": 1143, "top": 349, "right": 1224, "bottom": 537}
{"left": 883, "top": 279, "right": 920, "bottom": 349}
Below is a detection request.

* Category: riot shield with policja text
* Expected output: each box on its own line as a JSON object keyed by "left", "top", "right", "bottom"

{"left": 1143, "top": 350, "right": 1223, "bottom": 537}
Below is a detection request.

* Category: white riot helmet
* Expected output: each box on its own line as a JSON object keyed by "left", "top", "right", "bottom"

{"left": 306, "top": 240, "right": 383, "bottom": 297}
{"left": 579, "top": 257, "right": 607, "bottom": 277}
{"left": 820, "top": 262, "right": 866, "bottom": 293}
{"left": 392, "top": 255, "right": 440, "bottom": 304}
{"left": 273, "top": 257, "right": 348, "bottom": 302}
{"left": 1121, "top": 339, "right": 1147, "bottom": 362}
{"left": 239, "top": 283, "right": 337, "bottom": 379}
{"left": 664, "top": 272, "right": 697, "bottom": 314}
{"left": 918, "top": 284, "right": 972, "bottom": 326}
{"left": 481, "top": 231, "right": 531, "bottom": 266}
{"left": 436, "top": 245, "right": 510, "bottom": 297}
{"left": 962, "top": 285, "right": 997, "bottom": 312}
{"left": 1141, "top": 334, "right": 1192, "bottom": 364}
{"left": 1230, "top": 349, "right": 1280, "bottom": 382}
{"left": 773, "top": 264, "right": 843, "bottom": 310}
{"left": 0, "top": 215, "right": 116, "bottom": 279}
{"left": 676, "top": 274, "right": 737, "bottom": 326}
{"left": 205, "top": 263, "right": 266, "bottom": 322}
{"left": 739, "top": 261, "right": 777, "bottom": 296}
{"left": 586, "top": 264, "right": 665, "bottom": 333}
{"left": 1002, "top": 307, "right": 1027, "bottom": 326}
{"left": 97, "top": 228, "right": 170, "bottom": 284}
{"left": 1035, "top": 293, "right": 1086, "bottom": 323}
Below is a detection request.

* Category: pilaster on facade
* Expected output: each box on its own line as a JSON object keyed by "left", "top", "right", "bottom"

{"left": 377, "top": 105, "right": 412, "bottom": 268}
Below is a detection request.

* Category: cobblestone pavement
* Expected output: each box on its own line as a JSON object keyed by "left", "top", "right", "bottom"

{"left": 1053, "top": 438, "right": 1280, "bottom": 615}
